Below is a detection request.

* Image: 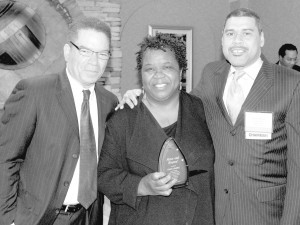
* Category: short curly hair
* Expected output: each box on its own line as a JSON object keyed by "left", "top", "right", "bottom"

{"left": 136, "top": 33, "right": 187, "bottom": 80}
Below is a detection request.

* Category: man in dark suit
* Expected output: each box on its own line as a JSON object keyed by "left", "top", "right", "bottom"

{"left": 276, "top": 43, "right": 300, "bottom": 72}
{"left": 0, "top": 17, "right": 118, "bottom": 225}
{"left": 192, "top": 8, "right": 300, "bottom": 225}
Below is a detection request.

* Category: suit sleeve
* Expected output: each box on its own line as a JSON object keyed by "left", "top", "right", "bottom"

{"left": 190, "top": 78, "right": 203, "bottom": 99}
{"left": 280, "top": 81, "right": 300, "bottom": 225}
{"left": 0, "top": 80, "right": 36, "bottom": 224}
{"left": 98, "top": 115, "right": 142, "bottom": 210}
{"left": 190, "top": 65, "right": 210, "bottom": 99}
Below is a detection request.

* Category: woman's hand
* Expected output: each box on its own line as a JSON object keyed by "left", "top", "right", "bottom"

{"left": 115, "top": 89, "right": 142, "bottom": 110}
{"left": 137, "top": 172, "right": 177, "bottom": 196}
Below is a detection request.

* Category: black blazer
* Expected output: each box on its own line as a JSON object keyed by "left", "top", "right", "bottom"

{"left": 98, "top": 92, "right": 215, "bottom": 225}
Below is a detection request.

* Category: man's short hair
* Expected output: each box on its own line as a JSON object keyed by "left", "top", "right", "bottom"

{"left": 278, "top": 43, "right": 298, "bottom": 57}
{"left": 224, "top": 8, "right": 262, "bottom": 33}
{"left": 68, "top": 17, "right": 111, "bottom": 43}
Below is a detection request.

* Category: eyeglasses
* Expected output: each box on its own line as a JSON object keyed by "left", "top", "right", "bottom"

{"left": 70, "top": 41, "right": 110, "bottom": 60}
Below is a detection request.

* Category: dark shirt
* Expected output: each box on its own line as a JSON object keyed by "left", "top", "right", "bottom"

{"left": 163, "top": 122, "right": 177, "bottom": 138}
{"left": 293, "top": 64, "right": 300, "bottom": 72}
{"left": 275, "top": 61, "right": 300, "bottom": 72}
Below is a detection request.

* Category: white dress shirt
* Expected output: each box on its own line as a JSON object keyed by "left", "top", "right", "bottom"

{"left": 63, "top": 69, "right": 99, "bottom": 205}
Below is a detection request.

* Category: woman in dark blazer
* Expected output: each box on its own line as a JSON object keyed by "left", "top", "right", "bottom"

{"left": 98, "top": 33, "right": 215, "bottom": 225}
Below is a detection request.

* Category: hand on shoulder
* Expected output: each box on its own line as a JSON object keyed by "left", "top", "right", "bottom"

{"left": 115, "top": 89, "right": 142, "bottom": 110}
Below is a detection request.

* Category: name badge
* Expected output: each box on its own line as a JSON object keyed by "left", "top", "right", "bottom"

{"left": 244, "top": 111, "right": 273, "bottom": 140}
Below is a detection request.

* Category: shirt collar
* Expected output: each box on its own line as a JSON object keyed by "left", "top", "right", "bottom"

{"left": 229, "top": 57, "right": 263, "bottom": 80}
{"left": 66, "top": 68, "right": 95, "bottom": 95}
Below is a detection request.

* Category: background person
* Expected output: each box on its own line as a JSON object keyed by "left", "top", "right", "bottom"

{"left": 276, "top": 43, "right": 300, "bottom": 72}
{"left": 0, "top": 17, "right": 118, "bottom": 225}
{"left": 98, "top": 33, "right": 215, "bottom": 225}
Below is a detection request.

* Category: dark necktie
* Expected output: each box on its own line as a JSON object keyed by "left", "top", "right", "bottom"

{"left": 226, "top": 70, "right": 246, "bottom": 124}
{"left": 78, "top": 90, "right": 97, "bottom": 209}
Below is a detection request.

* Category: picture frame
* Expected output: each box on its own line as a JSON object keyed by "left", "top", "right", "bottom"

{"left": 148, "top": 25, "right": 193, "bottom": 92}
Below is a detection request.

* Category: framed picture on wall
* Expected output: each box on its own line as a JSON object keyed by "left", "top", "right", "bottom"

{"left": 148, "top": 25, "right": 193, "bottom": 92}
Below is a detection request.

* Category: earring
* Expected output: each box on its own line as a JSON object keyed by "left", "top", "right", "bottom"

{"left": 142, "top": 86, "right": 146, "bottom": 100}
{"left": 179, "top": 71, "right": 183, "bottom": 90}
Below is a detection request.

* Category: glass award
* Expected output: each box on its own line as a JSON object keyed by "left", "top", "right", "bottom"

{"left": 158, "top": 137, "right": 188, "bottom": 188}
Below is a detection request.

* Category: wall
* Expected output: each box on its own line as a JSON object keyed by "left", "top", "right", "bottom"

{"left": 119, "top": 0, "right": 300, "bottom": 94}
{"left": 2, "top": 1, "right": 300, "bottom": 114}
{"left": 119, "top": 0, "right": 230, "bottom": 94}
{"left": 249, "top": 0, "right": 300, "bottom": 64}
{"left": 0, "top": 0, "right": 74, "bottom": 114}
{"left": 0, "top": 0, "right": 121, "bottom": 117}
{"left": 75, "top": 0, "right": 122, "bottom": 99}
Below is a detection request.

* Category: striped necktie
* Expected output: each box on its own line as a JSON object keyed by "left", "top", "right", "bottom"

{"left": 78, "top": 90, "right": 97, "bottom": 209}
{"left": 226, "top": 70, "right": 246, "bottom": 124}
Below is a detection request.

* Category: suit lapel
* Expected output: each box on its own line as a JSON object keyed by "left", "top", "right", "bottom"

{"left": 95, "top": 86, "right": 107, "bottom": 157}
{"left": 176, "top": 93, "right": 208, "bottom": 166}
{"left": 127, "top": 103, "right": 168, "bottom": 171}
{"left": 56, "top": 70, "right": 79, "bottom": 135}
{"left": 176, "top": 92, "right": 212, "bottom": 194}
{"left": 176, "top": 93, "right": 200, "bottom": 164}
{"left": 235, "top": 58, "right": 274, "bottom": 126}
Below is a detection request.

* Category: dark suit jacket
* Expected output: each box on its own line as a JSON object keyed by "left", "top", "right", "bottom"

{"left": 0, "top": 70, "right": 118, "bottom": 225}
{"left": 275, "top": 61, "right": 300, "bottom": 72}
{"left": 98, "top": 92, "right": 215, "bottom": 225}
{"left": 192, "top": 57, "right": 300, "bottom": 225}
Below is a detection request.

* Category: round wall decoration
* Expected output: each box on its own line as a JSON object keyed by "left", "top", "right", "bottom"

{"left": 0, "top": 0, "right": 46, "bottom": 70}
